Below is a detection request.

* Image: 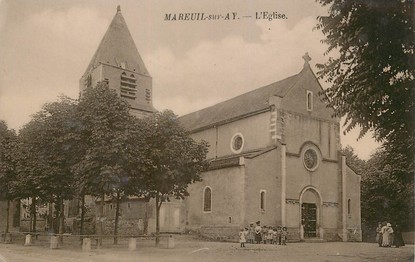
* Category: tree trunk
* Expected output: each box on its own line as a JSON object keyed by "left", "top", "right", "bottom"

{"left": 5, "top": 200, "right": 10, "bottom": 234}
{"left": 58, "top": 199, "right": 64, "bottom": 245}
{"left": 80, "top": 194, "right": 85, "bottom": 240}
{"left": 155, "top": 194, "right": 162, "bottom": 246}
{"left": 97, "top": 193, "right": 104, "bottom": 246}
{"left": 113, "top": 191, "right": 121, "bottom": 244}
{"left": 31, "top": 197, "right": 37, "bottom": 233}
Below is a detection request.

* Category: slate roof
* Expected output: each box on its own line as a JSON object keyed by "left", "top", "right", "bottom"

{"left": 179, "top": 70, "right": 303, "bottom": 131}
{"left": 208, "top": 146, "right": 278, "bottom": 171}
{"left": 82, "top": 6, "right": 149, "bottom": 78}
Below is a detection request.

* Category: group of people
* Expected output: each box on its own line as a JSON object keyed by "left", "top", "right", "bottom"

{"left": 239, "top": 221, "right": 288, "bottom": 247}
{"left": 375, "top": 222, "right": 405, "bottom": 248}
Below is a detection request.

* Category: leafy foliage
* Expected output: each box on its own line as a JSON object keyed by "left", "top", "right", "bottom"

{"left": 340, "top": 146, "right": 366, "bottom": 176}
{"left": 129, "top": 110, "right": 209, "bottom": 239}
{"left": 316, "top": 0, "right": 414, "bottom": 169}
{"left": 0, "top": 120, "right": 17, "bottom": 200}
{"left": 342, "top": 146, "right": 414, "bottom": 238}
{"left": 361, "top": 149, "right": 414, "bottom": 231}
{"left": 3, "top": 83, "right": 210, "bottom": 237}
{"left": 131, "top": 110, "right": 209, "bottom": 201}
{"left": 73, "top": 83, "right": 135, "bottom": 197}
{"left": 13, "top": 96, "right": 80, "bottom": 203}
{"left": 316, "top": 0, "right": 414, "bottom": 234}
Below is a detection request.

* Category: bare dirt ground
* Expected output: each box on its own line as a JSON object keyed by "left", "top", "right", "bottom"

{"left": 0, "top": 234, "right": 413, "bottom": 262}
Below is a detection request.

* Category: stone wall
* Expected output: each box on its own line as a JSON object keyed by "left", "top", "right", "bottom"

{"left": 323, "top": 228, "right": 342, "bottom": 242}
{"left": 20, "top": 219, "right": 46, "bottom": 232}
{"left": 102, "top": 218, "right": 146, "bottom": 236}
{"left": 199, "top": 225, "right": 240, "bottom": 242}
{"left": 347, "top": 228, "right": 362, "bottom": 242}
{"left": 286, "top": 227, "right": 300, "bottom": 242}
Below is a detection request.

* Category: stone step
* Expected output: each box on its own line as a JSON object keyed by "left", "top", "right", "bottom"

{"left": 302, "top": 238, "right": 326, "bottom": 243}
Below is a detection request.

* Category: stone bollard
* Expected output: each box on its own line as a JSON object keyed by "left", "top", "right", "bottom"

{"left": 24, "top": 234, "right": 32, "bottom": 246}
{"left": 167, "top": 235, "right": 174, "bottom": 249}
{"left": 82, "top": 238, "right": 91, "bottom": 252}
{"left": 50, "top": 236, "right": 58, "bottom": 249}
{"left": 4, "top": 233, "right": 12, "bottom": 244}
{"left": 128, "top": 238, "right": 136, "bottom": 251}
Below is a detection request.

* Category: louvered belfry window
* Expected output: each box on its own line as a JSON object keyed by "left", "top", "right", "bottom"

{"left": 120, "top": 72, "right": 137, "bottom": 99}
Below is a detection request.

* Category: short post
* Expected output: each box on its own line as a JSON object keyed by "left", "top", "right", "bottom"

{"left": 24, "top": 234, "right": 32, "bottom": 246}
{"left": 128, "top": 238, "right": 136, "bottom": 251}
{"left": 167, "top": 235, "right": 174, "bottom": 249}
{"left": 50, "top": 236, "right": 58, "bottom": 249}
{"left": 96, "top": 237, "right": 102, "bottom": 249}
{"left": 4, "top": 233, "right": 12, "bottom": 244}
{"left": 82, "top": 238, "right": 91, "bottom": 252}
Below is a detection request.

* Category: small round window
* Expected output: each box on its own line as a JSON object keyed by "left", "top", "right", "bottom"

{"left": 230, "top": 133, "right": 244, "bottom": 153}
{"left": 303, "top": 148, "right": 318, "bottom": 171}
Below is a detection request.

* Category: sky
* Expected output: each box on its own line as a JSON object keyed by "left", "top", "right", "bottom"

{"left": 0, "top": 0, "right": 380, "bottom": 160}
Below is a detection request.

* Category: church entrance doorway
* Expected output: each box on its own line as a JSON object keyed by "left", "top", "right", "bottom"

{"left": 301, "top": 203, "right": 317, "bottom": 237}
{"left": 299, "top": 187, "right": 321, "bottom": 239}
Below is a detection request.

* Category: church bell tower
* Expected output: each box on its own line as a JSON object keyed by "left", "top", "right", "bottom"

{"left": 79, "top": 6, "right": 154, "bottom": 118}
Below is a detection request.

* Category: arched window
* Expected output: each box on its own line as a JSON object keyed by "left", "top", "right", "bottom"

{"left": 347, "top": 199, "right": 351, "bottom": 216}
{"left": 260, "top": 190, "right": 266, "bottom": 211}
{"left": 306, "top": 90, "right": 313, "bottom": 111}
{"left": 203, "top": 187, "right": 212, "bottom": 212}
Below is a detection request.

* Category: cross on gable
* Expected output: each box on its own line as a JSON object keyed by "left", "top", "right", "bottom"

{"left": 302, "top": 52, "right": 312, "bottom": 63}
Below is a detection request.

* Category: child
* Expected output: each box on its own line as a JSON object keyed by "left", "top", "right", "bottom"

{"left": 267, "top": 226, "right": 274, "bottom": 244}
{"left": 282, "top": 227, "right": 288, "bottom": 245}
{"left": 273, "top": 227, "right": 278, "bottom": 245}
{"left": 262, "top": 225, "right": 268, "bottom": 244}
{"left": 248, "top": 223, "right": 255, "bottom": 244}
{"left": 276, "top": 226, "right": 282, "bottom": 245}
{"left": 239, "top": 228, "right": 247, "bottom": 247}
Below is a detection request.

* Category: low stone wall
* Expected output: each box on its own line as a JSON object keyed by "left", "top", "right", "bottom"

{"left": 20, "top": 219, "right": 46, "bottom": 232}
{"left": 102, "top": 218, "right": 146, "bottom": 236}
{"left": 199, "top": 226, "right": 240, "bottom": 242}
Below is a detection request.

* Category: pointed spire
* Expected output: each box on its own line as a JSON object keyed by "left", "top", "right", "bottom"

{"left": 82, "top": 6, "right": 149, "bottom": 77}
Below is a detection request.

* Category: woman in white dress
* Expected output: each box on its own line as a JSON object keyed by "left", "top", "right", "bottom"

{"left": 381, "top": 223, "right": 394, "bottom": 247}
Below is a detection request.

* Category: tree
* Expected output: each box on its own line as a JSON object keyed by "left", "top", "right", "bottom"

{"left": 14, "top": 120, "right": 50, "bottom": 232}
{"left": 130, "top": 110, "right": 209, "bottom": 245}
{"left": 0, "top": 120, "right": 17, "bottom": 238}
{"left": 14, "top": 96, "right": 81, "bottom": 236}
{"left": 361, "top": 149, "right": 414, "bottom": 234}
{"left": 73, "top": 82, "right": 137, "bottom": 244}
{"left": 315, "top": 0, "right": 414, "bottom": 169}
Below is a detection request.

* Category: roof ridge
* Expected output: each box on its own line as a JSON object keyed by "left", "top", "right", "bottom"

{"left": 179, "top": 73, "right": 301, "bottom": 119}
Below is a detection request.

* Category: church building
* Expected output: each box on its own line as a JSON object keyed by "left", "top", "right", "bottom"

{"left": 78, "top": 6, "right": 362, "bottom": 242}
{"left": 180, "top": 53, "right": 362, "bottom": 242}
